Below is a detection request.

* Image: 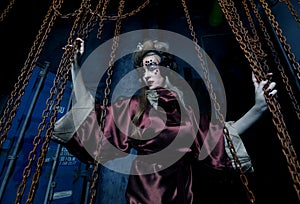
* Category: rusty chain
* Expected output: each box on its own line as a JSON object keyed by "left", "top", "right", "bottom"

{"left": 12, "top": 0, "right": 68, "bottom": 203}
{"left": 247, "top": 0, "right": 300, "bottom": 120}
{"left": 14, "top": 0, "right": 93, "bottom": 203}
{"left": 24, "top": 0, "right": 94, "bottom": 203}
{"left": 181, "top": 0, "right": 256, "bottom": 203}
{"left": 4, "top": 0, "right": 299, "bottom": 202}
{"left": 92, "top": 0, "right": 150, "bottom": 21}
{"left": 53, "top": 0, "right": 150, "bottom": 21}
{"left": 258, "top": 0, "right": 300, "bottom": 200}
{"left": 242, "top": 0, "right": 300, "bottom": 120}
{"left": 219, "top": 0, "right": 300, "bottom": 201}
{"left": 88, "top": 1, "right": 125, "bottom": 203}
{"left": 0, "top": 0, "right": 62, "bottom": 149}
{"left": 97, "top": 0, "right": 109, "bottom": 39}
{"left": 260, "top": 0, "right": 300, "bottom": 80}
{"left": 0, "top": 0, "right": 16, "bottom": 22}
{"left": 279, "top": 0, "right": 300, "bottom": 26}
{"left": 13, "top": 0, "right": 72, "bottom": 203}
{"left": 245, "top": 1, "right": 300, "bottom": 199}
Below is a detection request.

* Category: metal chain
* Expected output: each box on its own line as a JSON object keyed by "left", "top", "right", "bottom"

{"left": 242, "top": 1, "right": 300, "bottom": 199}
{"left": 181, "top": 0, "right": 255, "bottom": 203}
{"left": 258, "top": 0, "right": 300, "bottom": 200}
{"left": 260, "top": 0, "right": 300, "bottom": 80}
{"left": 0, "top": 0, "right": 16, "bottom": 22}
{"left": 97, "top": 0, "right": 109, "bottom": 39}
{"left": 23, "top": 0, "right": 93, "bottom": 203}
{"left": 13, "top": 0, "right": 67, "bottom": 203}
{"left": 220, "top": 0, "right": 300, "bottom": 201}
{"left": 88, "top": 1, "right": 125, "bottom": 203}
{"left": 279, "top": 0, "right": 300, "bottom": 26}
{"left": 73, "top": 0, "right": 104, "bottom": 40}
{"left": 241, "top": 0, "right": 269, "bottom": 73}
{"left": 247, "top": 0, "right": 300, "bottom": 120}
{"left": 0, "top": 0, "right": 61, "bottom": 148}
{"left": 241, "top": 0, "right": 300, "bottom": 121}
{"left": 54, "top": 0, "right": 150, "bottom": 21}
{"left": 93, "top": 0, "right": 150, "bottom": 20}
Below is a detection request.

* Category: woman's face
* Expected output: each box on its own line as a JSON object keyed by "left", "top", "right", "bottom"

{"left": 142, "top": 55, "right": 165, "bottom": 89}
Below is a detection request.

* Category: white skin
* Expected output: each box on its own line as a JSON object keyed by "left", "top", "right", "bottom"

{"left": 73, "top": 38, "right": 277, "bottom": 135}
{"left": 233, "top": 73, "right": 277, "bottom": 134}
{"left": 142, "top": 55, "right": 165, "bottom": 90}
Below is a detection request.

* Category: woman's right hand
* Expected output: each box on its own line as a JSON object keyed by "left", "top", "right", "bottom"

{"left": 69, "top": 38, "right": 90, "bottom": 102}
{"left": 74, "top": 37, "right": 84, "bottom": 65}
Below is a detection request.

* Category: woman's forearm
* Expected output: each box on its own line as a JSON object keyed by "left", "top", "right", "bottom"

{"left": 232, "top": 105, "right": 264, "bottom": 135}
{"left": 233, "top": 74, "right": 277, "bottom": 135}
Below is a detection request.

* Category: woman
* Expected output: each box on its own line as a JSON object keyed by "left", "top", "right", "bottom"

{"left": 52, "top": 38, "right": 277, "bottom": 204}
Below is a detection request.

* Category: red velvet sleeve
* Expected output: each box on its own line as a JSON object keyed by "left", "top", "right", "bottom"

{"left": 192, "top": 112, "right": 232, "bottom": 170}
{"left": 64, "top": 97, "right": 138, "bottom": 164}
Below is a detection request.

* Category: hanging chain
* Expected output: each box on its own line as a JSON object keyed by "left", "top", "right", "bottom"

{"left": 0, "top": 0, "right": 62, "bottom": 148}
{"left": 219, "top": 0, "right": 300, "bottom": 201}
{"left": 93, "top": 0, "right": 150, "bottom": 20}
{"left": 23, "top": 1, "right": 94, "bottom": 203}
{"left": 247, "top": 0, "right": 300, "bottom": 120}
{"left": 88, "top": 1, "right": 125, "bottom": 203}
{"left": 260, "top": 0, "right": 300, "bottom": 80}
{"left": 0, "top": 0, "right": 16, "bottom": 22}
{"left": 258, "top": 0, "right": 300, "bottom": 200}
{"left": 279, "top": 0, "right": 300, "bottom": 26}
{"left": 13, "top": 0, "right": 69, "bottom": 203}
{"left": 97, "top": 0, "right": 110, "bottom": 39}
{"left": 181, "top": 0, "right": 255, "bottom": 203}
{"left": 241, "top": 0, "right": 269, "bottom": 73}
{"left": 54, "top": 0, "right": 149, "bottom": 21}
{"left": 15, "top": 0, "right": 89, "bottom": 202}
{"left": 73, "top": 0, "right": 104, "bottom": 40}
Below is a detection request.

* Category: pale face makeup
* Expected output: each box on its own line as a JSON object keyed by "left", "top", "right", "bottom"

{"left": 142, "top": 55, "right": 165, "bottom": 90}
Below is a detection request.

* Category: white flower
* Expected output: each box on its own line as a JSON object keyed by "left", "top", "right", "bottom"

{"left": 136, "top": 42, "right": 143, "bottom": 51}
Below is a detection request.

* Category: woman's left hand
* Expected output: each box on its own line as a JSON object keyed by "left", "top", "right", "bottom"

{"left": 252, "top": 72, "right": 277, "bottom": 112}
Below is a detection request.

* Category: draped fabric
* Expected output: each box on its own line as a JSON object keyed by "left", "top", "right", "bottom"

{"left": 62, "top": 88, "right": 232, "bottom": 204}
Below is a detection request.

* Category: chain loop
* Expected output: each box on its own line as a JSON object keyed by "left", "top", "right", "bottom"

{"left": 182, "top": 0, "right": 256, "bottom": 203}
{"left": 0, "top": 0, "right": 16, "bottom": 22}
{"left": 56, "top": 0, "right": 150, "bottom": 21}
{"left": 13, "top": 0, "right": 67, "bottom": 202}
{"left": 0, "top": 0, "right": 63, "bottom": 148}
{"left": 279, "top": 0, "right": 300, "bottom": 26}
{"left": 247, "top": 0, "right": 300, "bottom": 120}
{"left": 219, "top": 0, "right": 300, "bottom": 201}
{"left": 88, "top": 0, "right": 125, "bottom": 203}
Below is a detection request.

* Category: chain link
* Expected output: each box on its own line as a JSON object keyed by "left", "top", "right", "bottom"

{"left": 247, "top": 0, "right": 300, "bottom": 120}
{"left": 55, "top": 0, "right": 150, "bottom": 21}
{"left": 181, "top": 0, "right": 256, "bottom": 203}
{"left": 88, "top": 1, "right": 125, "bottom": 203}
{"left": 13, "top": 1, "right": 67, "bottom": 203}
{"left": 25, "top": 0, "right": 94, "bottom": 202}
{"left": 0, "top": 0, "right": 63, "bottom": 148}
{"left": 219, "top": 0, "right": 300, "bottom": 201}
{"left": 97, "top": 0, "right": 109, "bottom": 39}
{"left": 14, "top": 0, "right": 94, "bottom": 203}
{"left": 260, "top": 0, "right": 300, "bottom": 80}
{"left": 0, "top": 0, "right": 16, "bottom": 22}
{"left": 279, "top": 0, "right": 300, "bottom": 26}
{"left": 259, "top": 0, "right": 300, "bottom": 200}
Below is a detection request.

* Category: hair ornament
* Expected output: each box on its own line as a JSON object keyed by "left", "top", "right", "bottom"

{"left": 136, "top": 42, "right": 143, "bottom": 51}
{"left": 153, "top": 40, "right": 169, "bottom": 51}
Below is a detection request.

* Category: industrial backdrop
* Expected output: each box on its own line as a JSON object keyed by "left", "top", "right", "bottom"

{"left": 0, "top": 0, "right": 300, "bottom": 203}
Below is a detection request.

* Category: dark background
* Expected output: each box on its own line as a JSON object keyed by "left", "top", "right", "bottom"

{"left": 0, "top": 0, "right": 300, "bottom": 203}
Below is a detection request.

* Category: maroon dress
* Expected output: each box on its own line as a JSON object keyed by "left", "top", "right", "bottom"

{"left": 63, "top": 88, "right": 232, "bottom": 204}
